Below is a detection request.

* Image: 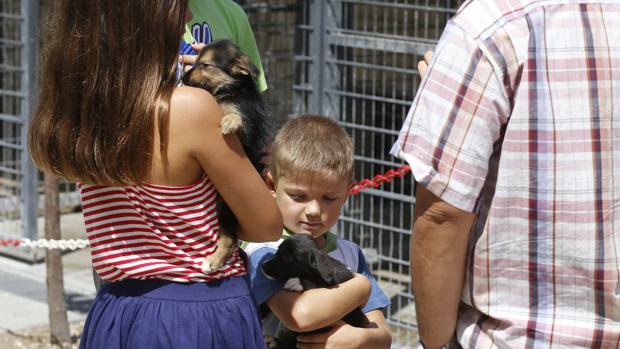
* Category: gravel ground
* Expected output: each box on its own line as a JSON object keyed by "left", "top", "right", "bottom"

{"left": 0, "top": 321, "right": 84, "bottom": 349}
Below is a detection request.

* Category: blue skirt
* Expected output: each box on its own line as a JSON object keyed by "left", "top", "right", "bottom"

{"left": 79, "top": 276, "right": 265, "bottom": 349}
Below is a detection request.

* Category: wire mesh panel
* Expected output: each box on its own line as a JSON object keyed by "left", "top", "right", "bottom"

{"left": 0, "top": 0, "right": 37, "bottom": 241}
{"left": 239, "top": 0, "right": 300, "bottom": 126}
{"left": 292, "top": 0, "right": 462, "bottom": 347}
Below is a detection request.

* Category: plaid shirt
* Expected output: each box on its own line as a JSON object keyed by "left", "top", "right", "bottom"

{"left": 391, "top": 0, "right": 620, "bottom": 347}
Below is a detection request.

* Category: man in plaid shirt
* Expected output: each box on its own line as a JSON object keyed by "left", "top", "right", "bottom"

{"left": 391, "top": 0, "right": 620, "bottom": 348}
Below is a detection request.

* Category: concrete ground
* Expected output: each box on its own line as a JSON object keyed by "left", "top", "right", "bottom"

{"left": 0, "top": 213, "right": 95, "bottom": 348}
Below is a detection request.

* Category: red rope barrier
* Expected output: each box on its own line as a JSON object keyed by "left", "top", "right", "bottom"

{"left": 349, "top": 164, "right": 411, "bottom": 195}
{"left": 0, "top": 239, "right": 22, "bottom": 247}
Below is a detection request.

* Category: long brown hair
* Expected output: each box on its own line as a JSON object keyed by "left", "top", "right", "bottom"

{"left": 29, "top": 0, "right": 188, "bottom": 185}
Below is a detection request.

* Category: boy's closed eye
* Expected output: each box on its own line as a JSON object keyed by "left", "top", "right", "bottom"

{"left": 287, "top": 192, "right": 306, "bottom": 201}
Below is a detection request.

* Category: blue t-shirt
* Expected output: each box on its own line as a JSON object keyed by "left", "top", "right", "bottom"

{"left": 244, "top": 235, "right": 390, "bottom": 336}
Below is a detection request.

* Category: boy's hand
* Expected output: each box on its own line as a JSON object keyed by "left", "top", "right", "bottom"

{"left": 298, "top": 309, "right": 391, "bottom": 349}
{"left": 297, "top": 321, "right": 357, "bottom": 349}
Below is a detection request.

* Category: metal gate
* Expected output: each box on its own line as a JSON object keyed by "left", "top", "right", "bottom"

{"left": 0, "top": 0, "right": 38, "bottom": 244}
{"left": 3, "top": 0, "right": 462, "bottom": 345}
{"left": 290, "top": 0, "right": 461, "bottom": 346}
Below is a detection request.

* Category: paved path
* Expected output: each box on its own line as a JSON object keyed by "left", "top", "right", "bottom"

{"left": 0, "top": 213, "right": 95, "bottom": 333}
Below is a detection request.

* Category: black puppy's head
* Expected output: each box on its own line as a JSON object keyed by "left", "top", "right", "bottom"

{"left": 181, "top": 39, "right": 260, "bottom": 94}
{"left": 262, "top": 234, "right": 338, "bottom": 285}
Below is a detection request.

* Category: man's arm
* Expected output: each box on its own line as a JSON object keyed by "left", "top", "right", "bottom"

{"left": 267, "top": 273, "right": 371, "bottom": 332}
{"left": 412, "top": 185, "right": 475, "bottom": 349}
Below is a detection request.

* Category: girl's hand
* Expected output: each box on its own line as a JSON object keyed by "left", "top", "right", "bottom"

{"left": 418, "top": 50, "right": 434, "bottom": 77}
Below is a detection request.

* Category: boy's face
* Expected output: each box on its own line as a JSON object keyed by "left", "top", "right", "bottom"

{"left": 273, "top": 174, "right": 350, "bottom": 240}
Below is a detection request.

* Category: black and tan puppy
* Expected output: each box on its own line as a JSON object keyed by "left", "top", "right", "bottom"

{"left": 261, "top": 234, "right": 368, "bottom": 349}
{"left": 182, "top": 40, "right": 273, "bottom": 272}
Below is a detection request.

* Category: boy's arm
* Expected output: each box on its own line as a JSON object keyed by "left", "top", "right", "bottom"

{"left": 296, "top": 310, "right": 392, "bottom": 349}
{"left": 266, "top": 273, "right": 371, "bottom": 332}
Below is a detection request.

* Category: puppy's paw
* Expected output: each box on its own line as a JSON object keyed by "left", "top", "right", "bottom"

{"left": 201, "top": 258, "right": 214, "bottom": 273}
{"left": 221, "top": 113, "right": 243, "bottom": 135}
{"left": 201, "top": 254, "right": 225, "bottom": 273}
{"left": 264, "top": 335, "right": 278, "bottom": 349}
{"left": 284, "top": 277, "right": 303, "bottom": 292}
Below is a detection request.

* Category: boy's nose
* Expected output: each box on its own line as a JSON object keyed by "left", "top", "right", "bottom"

{"left": 304, "top": 200, "right": 321, "bottom": 217}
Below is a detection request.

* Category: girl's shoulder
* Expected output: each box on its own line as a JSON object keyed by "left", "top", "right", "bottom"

{"left": 169, "top": 86, "right": 224, "bottom": 130}
{"left": 171, "top": 86, "right": 219, "bottom": 114}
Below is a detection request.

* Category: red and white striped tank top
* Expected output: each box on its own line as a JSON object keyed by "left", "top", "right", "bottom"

{"left": 78, "top": 175, "right": 246, "bottom": 282}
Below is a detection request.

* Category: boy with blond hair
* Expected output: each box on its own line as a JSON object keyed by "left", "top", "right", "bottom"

{"left": 244, "top": 115, "right": 392, "bottom": 348}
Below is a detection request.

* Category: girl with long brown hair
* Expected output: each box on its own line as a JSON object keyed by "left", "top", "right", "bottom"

{"left": 30, "top": 1, "right": 281, "bottom": 348}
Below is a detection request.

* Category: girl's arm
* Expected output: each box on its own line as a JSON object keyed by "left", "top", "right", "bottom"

{"left": 266, "top": 273, "right": 371, "bottom": 332}
{"left": 172, "top": 86, "right": 282, "bottom": 242}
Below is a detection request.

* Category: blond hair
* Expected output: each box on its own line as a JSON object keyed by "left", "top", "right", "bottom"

{"left": 271, "top": 115, "right": 353, "bottom": 183}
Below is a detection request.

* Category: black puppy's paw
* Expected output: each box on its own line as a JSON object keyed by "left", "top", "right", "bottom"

{"left": 283, "top": 277, "right": 303, "bottom": 292}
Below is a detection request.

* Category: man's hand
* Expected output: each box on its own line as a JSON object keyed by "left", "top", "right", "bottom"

{"left": 417, "top": 50, "right": 434, "bottom": 77}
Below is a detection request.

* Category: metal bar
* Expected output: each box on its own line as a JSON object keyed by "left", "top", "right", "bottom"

{"left": 292, "top": 83, "right": 313, "bottom": 92}
{"left": 325, "top": 88, "right": 412, "bottom": 106}
{"left": 337, "top": 0, "right": 456, "bottom": 13}
{"left": 326, "top": 58, "right": 416, "bottom": 75}
{"left": 21, "top": 0, "right": 39, "bottom": 241}
{"left": 366, "top": 253, "right": 411, "bottom": 267}
{"left": 0, "top": 89, "right": 26, "bottom": 98}
{"left": 350, "top": 187, "right": 415, "bottom": 203}
{"left": 0, "top": 38, "right": 23, "bottom": 46}
{"left": 293, "top": 55, "right": 314, "bottom": 62}
{"left": 0, "top": 113, "right": 24, "bottom": 124}
{"left": 0, "top": 64, "right": 24, "bottom": 73}
{"left": 0, "top": 13, "right": 24, "bottom": 20}
{"left": 339, "top": 215, "right": 410, "bottom": 235}
{"left": 308, "top": 0, "right": 327, "bottom": 114}
{"left": 386, "top": 319, "right": 418, "bottom": 330}
{"left": 341, "top": 121, "right": 401, "bottom": 136}
{"left": 0, "top": 139, "right": 23, "bottom": 151}
{"left": 0, "top": 165, "right": 22, "bottom": 176}
{"left": 327, "top": 30, "right": 436, "bottom": 56}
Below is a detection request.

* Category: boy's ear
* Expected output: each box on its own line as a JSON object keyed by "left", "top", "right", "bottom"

{"left": 265, "top": 171, "right": 276, "bottom": 196}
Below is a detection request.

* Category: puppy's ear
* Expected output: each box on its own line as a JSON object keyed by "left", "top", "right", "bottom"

{"left": 310, "top": 251, "right": 337, "bottom": 284}
{"left": 231, "top": 55, "right": 260, "bottom": 80}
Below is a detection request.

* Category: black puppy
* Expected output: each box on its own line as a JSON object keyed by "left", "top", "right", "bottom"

{"left": 182, "top": 40, "right": 273, "bottom": 272}
{"left": 261, "top": 234, "right": 368, "bottom": 349}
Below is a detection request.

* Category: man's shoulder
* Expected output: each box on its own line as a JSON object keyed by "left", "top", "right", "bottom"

{"left": 452, "top": 0, "right": 539, "bottom": 40}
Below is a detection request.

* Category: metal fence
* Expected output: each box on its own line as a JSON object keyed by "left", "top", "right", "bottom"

{"left": 247, "top": 0, "right": 462, "bottom": 346}
{"left": 2, "top": 0, "right": 461, "bottom": 346}
{"left": 0, "top": 0, "right": 38, "bottom": 243}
